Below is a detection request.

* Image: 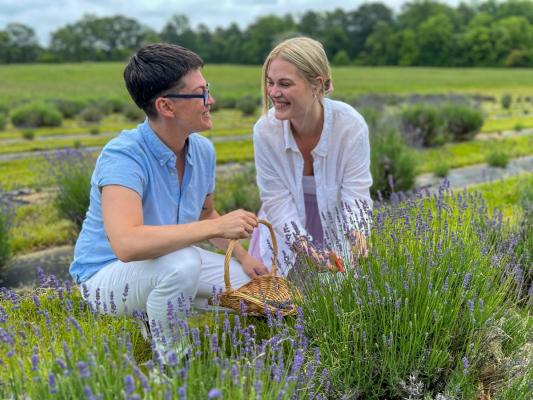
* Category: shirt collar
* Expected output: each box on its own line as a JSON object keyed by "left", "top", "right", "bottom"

{"left": 282, "top": 98, "right": 331, "bottom": 157}
{"left": 141, "top": 119, "right": 193, "bottom": 166}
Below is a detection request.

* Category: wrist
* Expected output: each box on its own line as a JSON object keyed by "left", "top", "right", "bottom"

{"left": 203, "top": 219, "right": 221, "bottom": 239}
{"left": 232, "top": 244, "right": 249, "bottom": 263}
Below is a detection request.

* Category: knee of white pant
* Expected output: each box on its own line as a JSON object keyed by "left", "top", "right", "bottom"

{"left": 154, "top": 247, "right": 202, "bottom": 289}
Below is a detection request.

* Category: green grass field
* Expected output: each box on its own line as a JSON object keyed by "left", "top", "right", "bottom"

{"left": 2, "top": 64, "right": 533, "bottom": 107}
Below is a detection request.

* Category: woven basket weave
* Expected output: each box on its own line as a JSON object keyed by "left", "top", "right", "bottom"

{"left": 208, "top": 219, "right": 300, "bottom": 316}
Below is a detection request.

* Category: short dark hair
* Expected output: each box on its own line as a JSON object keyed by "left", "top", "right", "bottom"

{"left": 123, "top": 43, "right": 204, "bottom": 118}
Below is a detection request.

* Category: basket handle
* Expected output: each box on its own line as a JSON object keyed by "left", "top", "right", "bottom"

{"left": 224, "top": 219, "right": 278, "bottom": 291}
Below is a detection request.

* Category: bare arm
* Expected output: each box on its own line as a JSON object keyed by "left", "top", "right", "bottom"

{"left": 102, "top": 185, "right": 257, "bottom": 262}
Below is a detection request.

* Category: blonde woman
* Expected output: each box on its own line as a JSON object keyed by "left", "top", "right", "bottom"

{"left": 248, "top": 37, "right": 372, "bottom": 274}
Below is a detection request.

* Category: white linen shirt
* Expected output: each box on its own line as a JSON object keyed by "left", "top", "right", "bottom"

{"left": 253, "top": 98, "right": 373, "bottom": 271}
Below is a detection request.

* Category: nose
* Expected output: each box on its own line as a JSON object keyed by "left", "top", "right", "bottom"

{"left": 208, "top": 93, "right": 215, "bottom": 106}
{"left": 268, "top": 86, "right": 281, "bottom": 98}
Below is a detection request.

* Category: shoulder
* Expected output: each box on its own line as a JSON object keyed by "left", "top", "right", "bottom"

{"left": 189, "top": 133, "right": 215, "bottom": 154}
{"left": 326, "top": 98, "right": 367, "bottom": 129}
{"left": 325, "top": 99, "right": 368, "bottom": 145}
{"left": 253, "top": 109, "right": 283, "bottom": 143}
{"left": 99, "top": 127, "right": 145, "bottom": 163}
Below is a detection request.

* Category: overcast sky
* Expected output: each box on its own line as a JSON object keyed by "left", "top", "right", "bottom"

{"left": 1, "top": 0, "right": 461, "bottom": 45}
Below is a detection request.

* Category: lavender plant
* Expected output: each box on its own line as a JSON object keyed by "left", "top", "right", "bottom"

{"left": 0, "top": 186, "right": 13, "bottom": 271}
{"left": 297, "top": 183, "right": 527, "bottom": 399}
{"left": 0, "top": 275, "right": 327, "bottom": 399}
{"left": 43, "top": 149, "right": 94, "bottom": 232}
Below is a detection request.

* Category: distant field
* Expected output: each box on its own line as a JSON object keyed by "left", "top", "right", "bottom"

{"left": 1, "top": 63, "right": 533, "bottom": 106}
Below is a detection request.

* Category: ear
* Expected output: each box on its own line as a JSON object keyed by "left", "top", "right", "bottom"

{"left": 154, "top": 97, "right": 176, "bottom": 118}
{"left": 314, "top": 76, "right": 325, "bottom": 94}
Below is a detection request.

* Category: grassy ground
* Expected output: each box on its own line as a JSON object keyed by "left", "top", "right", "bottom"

{"left": 2, "top": 64, "right": 533, "bottom": 106}
{"left": 1, "top": 132, "right": 531, "bottom": 190}
{"left": 481, "top": 115, "right": 533, "bottom": 133}
{"left": 415, "top": 134, "right": 533, "bottom": 173}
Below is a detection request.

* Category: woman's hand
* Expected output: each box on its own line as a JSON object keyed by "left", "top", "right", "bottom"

{"left": 239, "top": 253, "right": 270, "bottom": 279}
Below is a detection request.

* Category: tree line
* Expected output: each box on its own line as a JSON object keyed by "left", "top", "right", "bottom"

{"left": 1, "top": 0, "right": 532, "bottom": 67}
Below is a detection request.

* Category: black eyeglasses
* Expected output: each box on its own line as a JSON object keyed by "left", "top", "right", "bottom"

{"left": 161, "top": 83, "right": 210, "bottom": 106}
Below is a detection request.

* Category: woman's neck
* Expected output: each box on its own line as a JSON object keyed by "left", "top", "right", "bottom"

{"left": 290, "top": 100, "right": 324, "bottom": 140}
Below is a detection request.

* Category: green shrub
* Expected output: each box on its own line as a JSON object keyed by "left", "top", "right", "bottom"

{"left": 89, "top": 127, "right": 100, "bottom": 135}
{"left": 123, "top": 104, "right": 145, "bottom": 122}
{"left": 370, "top": 120, "right": 416, "bottom": 198}
{"left": 432, "top": 160, "right": 449, "bottom": 177}
{"left": 215, "top": 97, "right": 237, "bottom": 110}
{"left": 0, "top": 114, "right": 6, "bottom": 131}
{"left": 215, "top": 166, "right": 260, "bottom": 214}
{"left": 358, "top": 107, "right": 380, "bottom": 130}
{"left": 48, "top": 99, "right": 86, "bottom": 118}
{"left": 0, "top": 189, "right": 13, "bottom": 271}
{"left": 440, "top": 103, "right": 484, "bottom": 141}
{"left": 400, "top": 104, "right": 445, "bottom": 147}
{"left": 44, "top": 150, "right": 94, "bottom": 232}
{"left": 103, "top": 97, "right": 127, "bottom": 113}
{"left": 332, "top": 50, "right": 351, "bottom": 66}
{"left": 514, "top": 123, "right": 523, "bottom": 132}
{"left": 10, "top": 103, "right": 63, "bottom": 128}
{"left": 236, "top": 95, "right": 258, "bottom": 116}
{"left": 0, "top": 103, "right": 9, "bottom": 116}
{"left": 73, "top": 140, "right": 82, "bottom": 149}
{"left": 21, "top": 129, "right": 35, "bottom": 140}
{"left": 79, "top": 106, "right": 105, "bottom": 124}
{"left": 501, "top": 93, "right": 512, "bottom": 110}
{"left": 486, "top": 150, "right": 509, "bottom": 168}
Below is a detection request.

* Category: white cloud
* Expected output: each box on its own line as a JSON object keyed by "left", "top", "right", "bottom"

{"left": 0, "top": 0, "right": 461, "bottom": 45}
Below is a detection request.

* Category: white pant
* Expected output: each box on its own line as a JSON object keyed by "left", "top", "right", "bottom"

{"left": 81, "top": 246, "right": 250, "bottom": 353}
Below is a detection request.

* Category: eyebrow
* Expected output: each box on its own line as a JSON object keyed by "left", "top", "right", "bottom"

{"left": 193, "top": 82, "right": 208, "bottom": 89}
{"left": 266, "top": 77, "right": 294, "bottom": 83}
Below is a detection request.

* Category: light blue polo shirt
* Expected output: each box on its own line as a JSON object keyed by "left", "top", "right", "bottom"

{"left": 70, "top": 119, "right": 216, "bottom": 284}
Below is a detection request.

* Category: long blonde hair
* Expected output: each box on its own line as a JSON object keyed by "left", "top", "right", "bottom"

{"left": 261, "top": 37, "right": 333, "bottom": 114}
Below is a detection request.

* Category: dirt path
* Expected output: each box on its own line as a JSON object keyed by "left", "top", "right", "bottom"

{"left": 416, "top": 155, "right": 533, "bottom": 190}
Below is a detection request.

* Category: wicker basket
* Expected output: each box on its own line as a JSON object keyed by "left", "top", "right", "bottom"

{"left": 208, "top": 219, "right": 300, "bottom": 316}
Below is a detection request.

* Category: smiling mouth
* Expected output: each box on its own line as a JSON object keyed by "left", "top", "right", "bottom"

{"left": 273, "top": 100, "right": 290, "bottom": 109}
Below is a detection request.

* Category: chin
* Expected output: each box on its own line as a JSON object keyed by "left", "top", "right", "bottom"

{"left": 274, "top": 108, "right": 291, "bottom": 121}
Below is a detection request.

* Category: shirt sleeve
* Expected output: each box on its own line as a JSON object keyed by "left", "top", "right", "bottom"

{"left": 95, "top": 145, "right": 146, "bottom": 198}
{"left": 340, "top": 122, "right": 373, "bottom": 234}
{"left": 254, "top": 125, "right": 307, "bottom": 241}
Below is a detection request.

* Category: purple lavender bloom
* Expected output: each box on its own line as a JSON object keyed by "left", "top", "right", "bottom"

{"left": 56, "top": 357, "right": 67, "bottom": 373}
{"left": 31, "top": 349, "right": 39, "bottom": 371}
{"left": 468, "top": 299, "right": 475, "bottom": 313}
{"left": 232, "top": 363, "right": 239, "bottom": 385}
{"left": 208, "top": 388, "right": 222, "bottom": 399}
{"left": 210, "top": 333, "right": 219, "bottom": 353}
{"left": 77, "top": 361, "right": 91, "bottom": 378}
{"left": 178, "top": 386, "right": 186, "bottom": 399}
{"left": 32, "top": 294, "right": 41, "bottom": 309}
{"left": 69, "top": 316, "right": 82, "bottom": 334}
{"left": 124, "top": 375, "right": 136, "bottom": 395}
{"left": 462, "top": 356, "right": 469, "bottom": 374}
{"left": 48, "top": 373, "right": 58, "bottom": 394}
{"left": 84, "top": 385, "right": 96, "bottom": 400}
{"left": 254, "top": 380, "right": 262, "bottom": 398}
{"left": 395, "top": 298, "right": 401, "bottom": 310}
{"left": 462, "top": 272, "right": 472, "bottom": 290}
{"left": 109, "top": 291, "right": 117, "bottom": 314}
{"left": 122, "top": 283, "right": 129, "bottom": 303}
{"left": 192, "top": 327, "right": 200, "bottom": 347}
